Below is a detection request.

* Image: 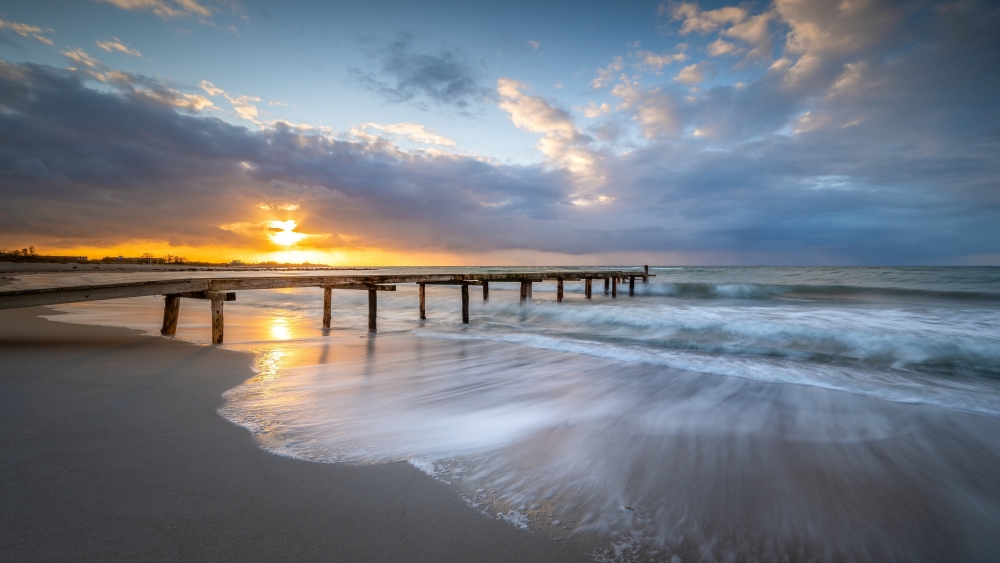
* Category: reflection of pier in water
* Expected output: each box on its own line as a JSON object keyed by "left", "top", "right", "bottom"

{"left": 0, "top": 268, "right": 653, "bottom": 343}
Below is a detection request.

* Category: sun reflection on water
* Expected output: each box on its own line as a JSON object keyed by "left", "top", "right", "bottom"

{"left": 270, "top": 317, "right": 292, "bottom": 340}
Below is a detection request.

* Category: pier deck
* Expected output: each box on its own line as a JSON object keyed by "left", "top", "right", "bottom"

{"left": 0, "top": 268, "right": 654, "bottom": 343}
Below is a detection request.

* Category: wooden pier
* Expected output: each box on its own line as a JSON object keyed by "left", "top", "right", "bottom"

{"left": 0, "top": 268, "right": 654, "bottom": 344}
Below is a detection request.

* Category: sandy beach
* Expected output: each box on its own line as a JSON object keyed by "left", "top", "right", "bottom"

{"left": 0, "top": 306, "right": 589, "bottom": 562}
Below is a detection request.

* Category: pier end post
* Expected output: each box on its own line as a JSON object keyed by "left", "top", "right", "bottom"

{"left": 461, "top": 283, "right": 470, "bottom": 324}
{"left": 482, "top": 281, "right": 489, "bottom": 301}
{"left": 644, "top": 265, "right": 649, "bottom": 284}
{"left": 557, "top": 279, "right": 564, "bottom": 303}
{"left": 368, "top": 289, "right": 377, "bottom": 332}
{"left": 323, "top": 287, "right": 332, "bottom": 328}
{"left": 161, "top": 294, "right": 180, "bottom": 335}
{"left": 211, "top": 297, "right": 224, "bottom": 344}
{"left": 419, "top": 283, "right": 426, "bottom": 320}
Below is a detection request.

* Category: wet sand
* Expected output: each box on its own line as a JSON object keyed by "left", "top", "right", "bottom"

{"left": 0, "top": 307, "right": 588, "bottom": 562}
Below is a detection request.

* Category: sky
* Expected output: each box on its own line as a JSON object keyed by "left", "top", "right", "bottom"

{"left": 0, "top": 0, "right": 998, "bottom": 265}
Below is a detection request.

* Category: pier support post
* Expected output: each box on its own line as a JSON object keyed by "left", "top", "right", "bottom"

{"left": 161, "top": 294, "right": 180, "bottom": 335}
{"left": 211, "top": 297, "right": 224, "bottom": 344}
{"left": 643, "top": 265, "right": 649, "bottom": 284}
{"left": 604, "top": 277, "right": 610, "bottom": 295}
{"left": 557, "top": 279, "right": 564, "bottom": 303}
{"left": 612, "top": 278, "right": 617, "bottom": 298}
{"left": 323, "top": 287, "right": 332, "bottom": 328}
{"left": 461, "top": 283, "right": 470, "bottom": 324}
{"left": 368, "top": 289, "right": 377, "bottom": 333}
{"left": 585, "top": 278, "right": 592, "bottom": 299}
{"left": 419, "top": 283, "right": 426, "bottom": 320}
{"left": 483, "top": 281, "right": 489, "bottom": 301}
{"left": 629, "top": 276, "right": 635, "bottom": 296}
{"left": 519, "top": 281, "right": 529, "bottom": 304}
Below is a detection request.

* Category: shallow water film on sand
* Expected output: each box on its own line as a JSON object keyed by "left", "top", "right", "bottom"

{"left": 48, "top": 267, "right": 1000, "bottom": 562}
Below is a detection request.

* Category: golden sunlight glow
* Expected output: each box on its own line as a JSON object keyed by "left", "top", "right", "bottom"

{"left": 270, "top": 317, "right": 292, "bottom": 340}
{"left": 268, "top": 220, "right": 308, "bottom": 246}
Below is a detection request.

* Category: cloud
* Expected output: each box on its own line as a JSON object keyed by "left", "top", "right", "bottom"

{"left": 257, "top": 202, "right": 301, "bottom": 211}
{"left": 96, "top": 38, "right": 142, "bottom": 57}
{"left": 723, "top": 11, "right": 774, "bottom": 61}
{"left": 354, "top": 122, "right": 457, "bottom": 147}
{"left": 665, "top": 2, "right": 748, "bottom": 34}
{"left": 497, "top": 78, "right": 605, "bottom": 180}
{"left": 61, "top": 48, "right": 102, "bottom": 69}
{"left": 707, "top": 38, "right": 742, "bottom": 57}
{"left": 582, "top": 102, "right": 611, "bottom": 118}
{"left": 199, "top": 80, "right": 260, "bottom": 122}
{"left": 351, "top": 35, "right": 491, "bottom": 112}
{"left": 634, "top": 50, "right": 688, "bottom": 71}
{"left": 527, "top": 40, "right": 540, "bottom": 50}
{"left": 592, "top": 56, "right": 623, "bottom": 89}
{"left": 610, "top": 77, "right": 680, "bottom": 138}
{"left": 0, "top": 17, "right": 53, "bottom": 45}
{"left": 95, "top": 0, "right": 212, "bottom": 20}
{"left": 674, "top": 62, "right": 710, "bottom": 85}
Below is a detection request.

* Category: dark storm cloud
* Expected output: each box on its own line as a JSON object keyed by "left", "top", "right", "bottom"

{"left": 350, "top": 34, "right": 492, "bottom": 111}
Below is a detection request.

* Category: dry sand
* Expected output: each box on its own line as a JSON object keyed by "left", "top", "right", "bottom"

{"left": 0, "top": 307, "right": 589, "bottom": 562}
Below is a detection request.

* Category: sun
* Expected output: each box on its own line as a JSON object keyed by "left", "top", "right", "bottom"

{"left": 268, "top": 220, "right": 308, "bottom": 246}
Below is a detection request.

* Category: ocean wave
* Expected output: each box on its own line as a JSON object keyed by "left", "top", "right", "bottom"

{"left": 417, "top": 329, "right": 1000, "bottom": 416}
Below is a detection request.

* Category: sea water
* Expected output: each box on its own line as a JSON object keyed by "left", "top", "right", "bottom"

{"left": 37, "top": 267, "right": 1000, "bottom": 562}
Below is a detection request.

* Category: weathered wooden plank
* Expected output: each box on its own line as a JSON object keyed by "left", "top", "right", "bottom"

{"left": 0, "top": 279, "right": 211, "bottom": 309}
{"left": 211, "top": 298, "right": 224, "bottom": 344}
{"left": 557, "top": 279, "right": 564, "bottom": 303}
{"left": 461, "top": 283, "right": 469, "bottom": 324}
{"left": 323, "top": 287, "right": 332, "bottom": 329}
{"left": 419, "top": 283, "right": 426, "bottom": 320}
{"left": 422, "top": 280, "right": 483, "bottom": 286}
{"left": 320, "top": 284, "right": 396, "bottom": 291}
{"left": 368, "top": 289, "right": 377, "bottom": 333}
{"left": 175, "top": 291, "right": 236, "bottom": 301}
{"left": 161, "top": 295, "right": 180, "bottom": 336}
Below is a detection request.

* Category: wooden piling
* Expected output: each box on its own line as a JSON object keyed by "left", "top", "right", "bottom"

{"left": 482, "top": 281, "right": 489, "bottom": 301}
{"left": 211, "top": 297, "right": 224, "bottom": 344}
{"left": 519, "top": 281, "right": 528, "bottom": 304}
{"left": 629, "top": 276, "right": 635, "bottom": 296}
{"left": 461, "top": 283, "right": 470, "bottom": 324}
{"left": 368, "top": 289, "right": 377, "bottom": 332}
{"left": 323, "top": 287, "right": 332, "bottom": 328}
{"left": 419, "top": 283, "right": 426, "bottom": 319}
{"left": 644, "top": 264, "right": 649, "bottom": 284}
{"left": 557, "top": 279, "right": 564, "bottom": 303}
{"left": 161, "top": 294, "right": 180, "bottom": 335}
{"left": 612, "top": 278, "right": 617, "bottom": 298}
{"left": 604, "top": 277, "right": 610, "bottom": 295}
{"left": 585, "top": 278, "right": 592, "bottom": 299}
{"left": 526, "top": 282, "right": 532, "bottom": 300}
